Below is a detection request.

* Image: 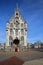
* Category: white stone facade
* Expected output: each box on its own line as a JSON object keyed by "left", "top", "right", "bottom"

{"left": 6, "top": 6, "right": 27, "bottom": 48}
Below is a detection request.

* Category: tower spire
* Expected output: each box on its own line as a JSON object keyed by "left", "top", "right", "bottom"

{"left": 16, "top": 3, "right": 18, "bottom": 8}
{"left": 16, "top": 3, "right": 19, "bottom": 11}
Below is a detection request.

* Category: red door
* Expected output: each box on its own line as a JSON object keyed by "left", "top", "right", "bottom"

{"left": 15, "top": 47, "right": 18, "bottom": 52}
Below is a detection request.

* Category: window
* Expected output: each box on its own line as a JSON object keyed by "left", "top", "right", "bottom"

{"left": 9, "top": 36, "right": 13, "bottom": 46}
{"left": 16, "top": 23, "right": 18, "bottom": 28}
{"left": 16, "top": 21, "right": 19, "bottom": 29}
{"left": 15, "top": 29, "right": 18, "bottom": 35}
{"left": 16, "top": 21, "right": 18, "bottom": 23}
{"left": 16, "top": 13, "right": 18, "bottom": 15}
{"left": 9, "top": 36, "right": 13, "bottom": 41}
{"left": 21, "top": 23, "right": 23, "bottom": 27}
{"left": 21, "top": 36, "right": 24, "bottom": 44}
{"left": 10, "top": 29, "right": 13, "bottom": 34}
{"left": 15, "top": 13, "right": 19, "bottom": 19}
{"left": 10, "top": 23, "right": 13, "bottom": 28}
{"left": 21, "top": 29, "right": 24, "bottom": 35}
{"left": 21, "top": 36, "right": 24, "bottom": 41}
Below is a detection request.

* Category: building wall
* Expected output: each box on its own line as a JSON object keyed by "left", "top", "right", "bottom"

{"left": 6, "top": 6, "right": 27, "bottom": 48}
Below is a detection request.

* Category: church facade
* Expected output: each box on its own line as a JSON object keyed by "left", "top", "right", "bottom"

{"left": 6, "top": 5, "right": 27, "bottom": 51}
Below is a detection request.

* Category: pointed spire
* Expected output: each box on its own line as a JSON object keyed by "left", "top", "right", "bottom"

{"left": 16, "top": 3, "right": 18, "bottom": 9}
{"left": 16, "top": 3, "right": 19, "bottom": 11}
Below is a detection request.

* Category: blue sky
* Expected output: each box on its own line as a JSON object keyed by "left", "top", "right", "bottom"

{"left": 0, "top": 0, "right": 43, "bottom": 43}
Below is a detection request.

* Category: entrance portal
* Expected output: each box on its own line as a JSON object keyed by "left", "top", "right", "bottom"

{"left": 15, "top": 47, "right": 18, "bottom": 52}
{"left": 13, "top": 38, "right": 20, "bottom": 52}
{"left": 13, "top": 38, "right": 20, "bottom": 45}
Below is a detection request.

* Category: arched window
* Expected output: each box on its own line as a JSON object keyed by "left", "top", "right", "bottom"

{"left": 10, "top": 29, "right": 13, "bottom": 35}
{"left": 10, "top": 23, "right": 13, "bottom": 28}
{"left": 9, "top": 36, "right": 13, "bottom": 41}
{"left": 15, "top": 21, "right": 19, "bottom": 29}
{"left": 21, "top": 36, "right": 24, "bottom": 41}
{"left": 16, "top": 13, "right": 18, "bottom": 15}
{"left": 9, "top": 36, "right": 13, "bottom": 46}
{"left": 21, "top": 29, "right": 24, "bottom": 35}
{"left": 21, "top": 23, "right": 23, "bottom": 27}
{"left": 15, "top": 29, "right": 18, "bottom": 35}
{"left": 21, "top": 36, "right": 24, "bottom": 45}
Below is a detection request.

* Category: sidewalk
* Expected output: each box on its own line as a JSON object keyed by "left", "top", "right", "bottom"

{"left": 23, "top": 58, "right": 43, "bottom": 65}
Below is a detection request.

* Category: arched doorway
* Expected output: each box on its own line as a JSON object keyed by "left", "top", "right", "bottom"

{"left": 13, "top": 37, "right": 20, "bottom": 52}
